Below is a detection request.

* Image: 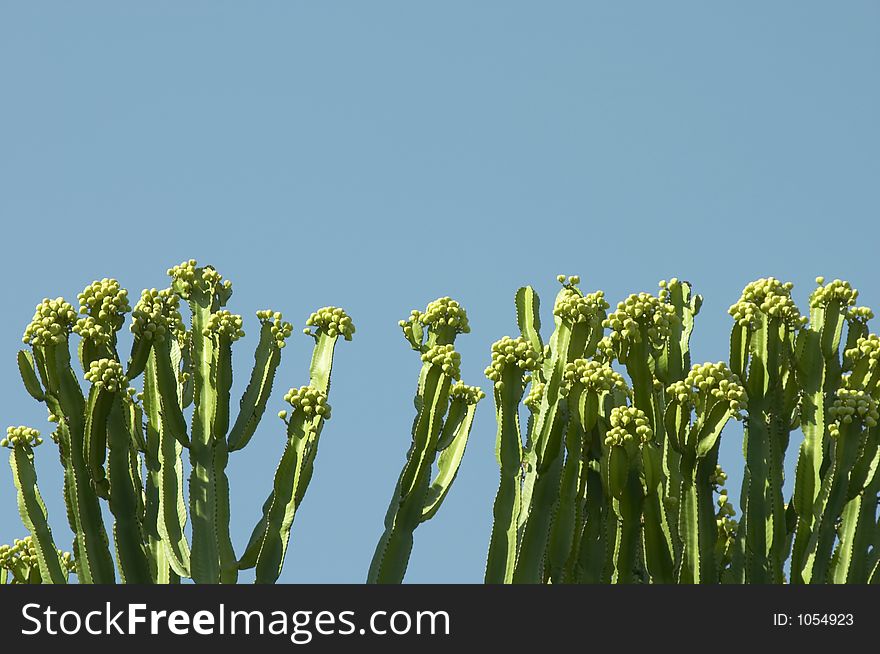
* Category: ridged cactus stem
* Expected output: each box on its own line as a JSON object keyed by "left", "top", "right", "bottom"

{"left": 106, "top": 396, "right": 152, "bottom": 583}
{"left": 5, "top": 428, "right": 67, "bottom": 583}
{"left": 806, "top": 389, "right": 878, "bottom": 583}
{"left": 485, "top": 364, "right": 527, "bottom": 583}
{"left": 369, "top": 363, "right": 453, "bottom": 583}
{"left": 45, "top": 342, "right": 116, "bottom": 583}
{"left": 791, "top": 280, "right": 858, "bottom": 583}
{"left": 142, "top": 351, "right": 190, "bottom": 579}
{"left": 240, "top": 398, "right": 326, "bottom": 584}
{"left": 728, "top": 279, "right": 805, "bottom": 584}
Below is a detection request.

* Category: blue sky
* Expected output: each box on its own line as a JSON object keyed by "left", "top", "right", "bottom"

{"left": 1, "top": 2, "right": 878, "bottom": 582}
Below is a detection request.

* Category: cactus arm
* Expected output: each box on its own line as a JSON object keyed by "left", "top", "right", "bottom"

{"left": 421, "top": 398, "right": 477, "bottom": 522}
{"left": 143, "top": 352, "right": 191, "bottom": 578}
{"left": 516, "top": 286, "right": 544, "bottom": 355}
{"left": 807, "top": 419, "right": 871, "bottom": 583}
{"left": 546, "top": 415, "right": 583, "bottom": 582}
{"left": 791, "top": 321, "right": 825, "bottom": 581}
{"left": 369, "top": 364, "right": 453, "bottom": 583}
{"left": 227, "top": 322, "right": 282, "bottom": 452}
{"left": 126, "top": 337, "right": 151, "bottom": 380}
{"left": 513, "top": 413, "right": 565, "bottom": 583}
{"left": 611, "top": 467, "right": 644, "bottom": 583}
{"left": 515, "top": 301, "right": 593, "bottom": 583}
{"left": 48, "top": 344, "right": 116, "bottom": 584}
{"left": 185, "top": 285, "right": 231, "bottom": 584}
{"left": 485, "top": 365, "right": 526, "bottom": 583}
{"left": 154, "top": 339, "right": 190, "bottom": 448}
{"left": 17, "top": 350, "right": 46, "bottom": 401}
{"left": 83, "top": 386, "right": 112, "bottom": 499}
{"left": 106, "top": 396, "right": 152, "bottom": 583}
{"left": 241, "top": 414, "right": 312, "bottom": 583}
{"left": 843, "top": 430, "right": 879, "bottom": 582}
{"left": 8, "top": 441, "right": 67, "bottom": 583}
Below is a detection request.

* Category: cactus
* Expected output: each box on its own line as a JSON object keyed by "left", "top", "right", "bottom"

{"left": 483, "top": 274, "right": 880, "bottom": 584}
{"left": 3, "top": 260, "right": 351, "bottom": 584}
{"left": 368, "top": 297, "right": 484, "bottom": 583}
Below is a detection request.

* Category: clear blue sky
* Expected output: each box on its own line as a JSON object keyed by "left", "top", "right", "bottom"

{"left": 1, "top": 2, "right": 877, "bottom": 582}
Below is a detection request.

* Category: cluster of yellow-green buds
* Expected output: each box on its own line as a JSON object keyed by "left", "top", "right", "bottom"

{"left": 73, "top": 278, "right": 131, "bottom": 344}
{"left": 449, "top": 381, "right": 485, "bottom": 405}
{"left": 524, "top": 380, "right": 546, "bottom": 412}
{"left": 709, "top": 463, "right": 728, "bottom": 489}
{"left": 421, "top": 297, "right": 470, "bottom": 334}
{"left": 84, "top": 358, "right": 128, "bottom": 393}
{"left": 561, "top": 359, "right": 629, "bottom": 398}
{"left": 728, "top": 277, "right": 806, "bottom": 328}
{"left": 167, "top": 259, "right": 233, "bottom": 298}
{"left": 809, "top": 277, "right": 859, "bottom": 309}
{"left": 421, "top": 344, "right": 462, "bottom": 380}
{"left": 280, "top": 386, "right": 331, "bottom": 421}
{"left": 204, "top": 310, "right": 245, "bottom": 341}
{"left": 828, "top": 386, "right": 879, "bottom": 436}
{"left": 603, "top": 292, "right": 677, "bottom": 352}
{"left": 716, "top": 489, "right": 736, "bottom": 520}
{"left": 603, "top": 406, "right": 653, "bottom": 447}
{"left": 484, "top": 336, "right": 540, "bottom": 387}
{"left": 22, "top": 298, "right": 78, "bottom": 346}
{"left": 845, "top": 334, "right": 880, "bottom": 371}
{"left": 305, "top": 306, "right": 355, "bottom": 340}
{"left": 60, "top": 550, "right": 75, "bottom": 574}
{"left": 846, "top": 306, "right": 874, "bottom": 324}
{"left": 716, "top": 491, "right": 738, "bottom": 557}
{"left": 666, "top": 361, "right": 746, "bottom": 417}
{"left": 0, "top": 537, "right": 38, "bottom": 570}
{"left": 256, "top": 309, "right": 293, "bottom": 349}
{"left": 130, "top": 288, "right": 183, "bottom": 343}
{"left": 553, "top": 284, "right": 610, "bottom": 326}
{"left": 1, "top": 426, "right": 42, "bottom": 449}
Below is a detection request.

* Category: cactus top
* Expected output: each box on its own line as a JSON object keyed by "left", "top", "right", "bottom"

{"left": 484, "top": 336, "right": 541, "bottom": 382}
{"left": 77, "top": 278, "right": 131, "bottom": 324}
{"left": 809, "top": 278, "right": 859, "bottom": 309}
{"left": 421, "top": 297, "right": 470, "bottom": 334}
{"left": 131, "top": 288, "right": 183, "bottom": 342}
{"left": 449, "top": 381, "right": 485, "bottom": 405}
{"left": 604, "top": 406, "right": 653, "bottom": 447}
{"left": 283, "top": 385, "right": 331, "bottom": 420}
{"left": 845, "top": 334, "right": 880, "bottom": 367}
{"left": 22, "top": 297, "right": 78, "bottom": 346}
{"left": 553, "top": 288, "right": 610, "bottom": 325}
{"left": 85, "top": 358, "right": 128, "bottom": 393}
{"left": 1, "top": 426, "right": 42, "bottom": 449}
{"left": 562, "top": 359, "right": 629, "bottom": 396}
{"left": 847, "top": 306, "right": 874, "bottom": 324}
{"left": 204, "top": 310, "right": 245, "bottom": 342}
{"left": 167, "top": 259, "right": 232, "bottom": 300}
{"left": 306, "top": 306, "right": 355, "bottom": 341}
{"left": 666, "top": 361, "right": 746, "bottom": 416}
{"left": 728, "top": 277, "right": 806, "bottom": 328}
{"left": 828, "top": 386, "right": 879, "bottom": 436}
{"left": 422, "top": 344, "right": 462, "bottom": 380}
{"left": 257, "top": 309, "right": 294, "bottom": 349}
{"left": 604, "top": 292, "right": 677, "bottom": 349}
{"left": 0, "top": 536, "right": 37, "bottom": 570}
